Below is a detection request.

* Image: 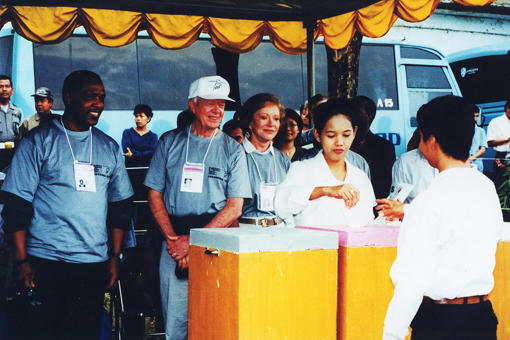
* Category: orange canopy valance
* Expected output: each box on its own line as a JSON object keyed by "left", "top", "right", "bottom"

{"left": 0, "top": 0, "right": 497, "bottom": 54}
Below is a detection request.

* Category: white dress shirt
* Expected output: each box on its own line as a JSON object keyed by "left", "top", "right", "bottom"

{"left": 486, "top": 114, "right": 510, "bottom": 152}
{"left": 274, "top": 150, "right": 375, "bottom": 228}
{"left": 382, "top": 167, "right": 503, "bottom": 340}
{"left": 390, "top": 149, "right": 438, "bottom": 204}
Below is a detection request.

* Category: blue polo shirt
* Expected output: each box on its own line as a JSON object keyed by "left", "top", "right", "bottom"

{"left": 2, "top": 119, "right": 133, "bottom": 263}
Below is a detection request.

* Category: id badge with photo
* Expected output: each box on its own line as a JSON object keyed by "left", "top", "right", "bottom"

{"left": 74, "top": 162, "right": 96, "bottom": 192}
{"left": 180, "top": 163, "right": 205, "bottom": 193}
{"left": 258, "top": 182, "right": 277, "bottom": 212}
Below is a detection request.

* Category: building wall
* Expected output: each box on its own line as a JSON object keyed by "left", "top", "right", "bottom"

{"left": 380, "top": 8, "right": 510, "bottom": 56}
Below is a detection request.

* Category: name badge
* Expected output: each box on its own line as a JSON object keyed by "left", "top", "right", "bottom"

{"left": 74, "top": 162, "right": 96, "bottom": 192}
{"left": 258, "top": 182, "right": 277, "bottom": 212}
{"left": 181, "top": 163, "right": 205, "bottom": 193}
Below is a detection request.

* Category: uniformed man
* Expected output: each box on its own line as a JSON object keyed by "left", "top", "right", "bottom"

{"left": 19, "top": 87, "right": 59, "bottom": 138}
{"left": 145, "top": 75, "right": 251, "bottom": 340}
{"left": 0, "top": 75, "right": 23, "bottom": 170}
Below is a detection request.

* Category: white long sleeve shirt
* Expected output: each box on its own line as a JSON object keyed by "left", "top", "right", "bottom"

{"left": 382, "top": 167, "right": 503, "bottom": 340}
{"left": 274, "top": 150, "right": 375, "bottom": 228}
{"left": 390, "top": 149, "right": 438, "bottom": 204}
{"left": 486, "top": 113, "right": 510, "bottom": 152}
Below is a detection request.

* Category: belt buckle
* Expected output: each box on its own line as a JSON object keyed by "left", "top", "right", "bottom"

{"left": 260, "top": 218, "right": 268, "bottom": 227}
{"left": 438, "top": 298, "right": 447, "bottom": 304}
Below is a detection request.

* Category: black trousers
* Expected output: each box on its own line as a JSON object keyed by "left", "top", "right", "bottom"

{"left": 5, "top": 256, "right": 108, "bottom": 340}
{"left": 410, "top": 300, "right": 498, "bottom": 340}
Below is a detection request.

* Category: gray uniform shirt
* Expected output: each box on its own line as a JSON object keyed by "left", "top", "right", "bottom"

{"left": 2, "top": 120, "right": 134, "bottom": 263}
{"left": 144, "top": 126, "right": 252, "bottom": 217}
{"left": 0, "top": 102, "right": 23, "bottom": 142}
{"left": 242, "top": 138, "right": 291, "bottom": 217}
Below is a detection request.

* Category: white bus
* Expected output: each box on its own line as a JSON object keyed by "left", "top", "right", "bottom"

{"left": 448, "top": 42, "right": 510, "bottom": 173}
{"left": 1, "top": 27, "right": 461, "bottom": 156}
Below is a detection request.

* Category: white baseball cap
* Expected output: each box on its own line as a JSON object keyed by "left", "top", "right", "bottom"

{"left": 188, "top": 76, "right": 235, "bottom": 102}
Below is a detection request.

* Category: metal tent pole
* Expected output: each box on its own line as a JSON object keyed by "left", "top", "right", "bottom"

{"left": 306, "top": 20, "right": 315, "bottom": 102}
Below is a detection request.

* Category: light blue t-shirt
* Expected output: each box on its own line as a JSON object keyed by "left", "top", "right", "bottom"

{"left": 242, "top": 139, "right": 291, "bottom": 217}
{"left": 2, "top": 119, "right": 134, "bottom": 263}
{"left": 470, "top": 126, "right": 488, "bottom": 172}
{"left": 144, "top": 126, "right": 252, "bottom": 217}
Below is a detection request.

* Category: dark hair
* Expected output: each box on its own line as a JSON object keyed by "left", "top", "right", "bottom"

{"left": 238, "top": 93, "right": 285, "bottom": 132}
{"left": 417, "top": 95, "right": 474, "bottom": 161}
{"left": 62, "top": 70, "right": 103, "bottom": 103}
{"left": 134, "top": 104, "right": 153, "bottom": 118}
{"left": 313, "top": 98, "right": 356, "bottom": 135}
{"left": 309, "top": 93, "right": 328, "bottom": 109}
{"left": 351, "top": 95, "right": 376, "bottom": 120}
{"left": 470, "top": 104, "right": 480, "bottom": 114}
{"left": 505, "top": 99, "right": 510, "bottom": 110}
{"left": 0, "top": 75, "right": 12, "bottom": 87}
{"left": 274, "top": 109, "right": 304, "bottom": 148}
{"left": 223, "top": 119, "right": 246, "bottom": 135}
{"left": 284, "top": 108, "right": 303, "bottom": 132}
{"left": 177, "top": 109, "right": 194, "bottom": 128}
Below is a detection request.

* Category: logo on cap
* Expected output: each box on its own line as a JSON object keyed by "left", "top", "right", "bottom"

{"left": 212, "top": 79, "right": 225, "bottom": 91}
{"left": 32, "top": 87, "right": 53, "bottom": 98}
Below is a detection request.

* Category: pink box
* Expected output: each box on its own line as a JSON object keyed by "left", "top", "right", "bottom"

{"left": 296, "top": 224, "right": 400, "bottom": 248}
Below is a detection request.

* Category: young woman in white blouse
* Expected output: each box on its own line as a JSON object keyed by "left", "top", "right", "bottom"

{"left": 274, "top": 98, "right": 375, "bottom": 228}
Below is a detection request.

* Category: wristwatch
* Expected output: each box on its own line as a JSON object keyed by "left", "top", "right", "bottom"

{"left": 109, "top": 252, "right": 122, "bottom": 259}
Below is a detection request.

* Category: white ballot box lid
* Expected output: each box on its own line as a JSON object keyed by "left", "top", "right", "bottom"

{"left": 500, "top": 222, "right": 510, "bottom": 241}
{"left": 190, "top": 227, "right": 338, "bottom": 253}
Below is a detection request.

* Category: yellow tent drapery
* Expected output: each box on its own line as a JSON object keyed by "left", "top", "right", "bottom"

{"left": 0, "top": 0, "right": 496, "bottom": 54}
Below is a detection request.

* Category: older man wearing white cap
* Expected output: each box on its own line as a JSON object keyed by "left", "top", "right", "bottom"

{"left": 144, "top": 75, "right": 251, "bottom": 340}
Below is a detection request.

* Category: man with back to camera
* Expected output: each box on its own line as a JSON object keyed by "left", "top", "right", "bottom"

{"left": 382, "top": 95, "right": 503, "bottom": 340}
{"left": 19, "top": 87, "right": 60, "bottom": 138}
{"left": 1, "top": 70, "right": 134, "bottom": 340}
{"left": 0, "top": 75, "right": 23, "bottom": 170}
{"left": 144, "top": 75, "right": 251, "bottom": 340}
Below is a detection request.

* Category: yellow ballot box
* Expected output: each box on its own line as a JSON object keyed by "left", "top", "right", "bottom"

{"left": 298, "top": 224, "right": 510, "bottom": 340}
{"left": 188, "top": 227, "right": 338, "bottom": 340}
{"left": 298, "top": 225, "right": 400, "bottom": 340}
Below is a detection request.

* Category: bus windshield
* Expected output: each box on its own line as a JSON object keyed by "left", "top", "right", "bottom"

{"left": 450, "top": 54, "right": 510, "bottom": 105}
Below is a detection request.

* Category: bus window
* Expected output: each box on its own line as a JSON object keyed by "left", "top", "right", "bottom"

{"left": 238, "top": 41, "right": 306, "bottom": 109}
{"left": 405, "top": 65, "right": 451, "bottom": 89}
{"left": 34, "top": 36, "right": 138, "bottom": 110}
{"left": 0, "top": 36, "right": 13, "bottom": 76}
{"left": 408, "top": 91, "right": 453, "bottom": 127}
{"left": 34, "top": 40, "right": 71, "bottom": 109}
{"left": 315, "top": 43, "right": 399, "bottom": 111}
{"left": 138, "top": 38, "right": 216, "bottom": 110}
{"left": 358, "top": 45, "right": 399, "bottom": 110}
{"left": 450, "top": 54, "right": 510, "bottom": 105}
{"left": 400, "top": 47, "right": 441, "bottom": 60}
{"left": 405, "top": 65, "right": 453, "bottom": 127}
